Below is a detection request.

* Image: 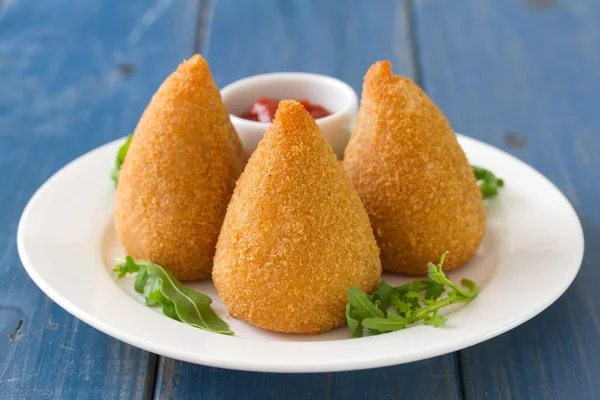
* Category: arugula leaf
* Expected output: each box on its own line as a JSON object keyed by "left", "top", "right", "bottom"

{"left": 427, "top": 252, "right": 478, "bottom": 299}
{"left": 390, "top": 291, "right": 413, "bottom": 314}
{"left": 116, "top": 255, "right": 140, "bottom": 278}
{"left": 143, "top": 276, "right": 162, "bottom": 306}
{"left": 424, "top": 282, "right": 445, "bottom": 300}
{"left": 424, "top": 314, "right": 447, "bottom": 327}
{"left": 111, "top": 135, "right": 132, "bottom": 186}
{"left": 147, "top": 289, "right": 181, "bottom": 321}
{"left": 134, "top": 265, "right": 150, "bottom": 293}
{"left": 346, "top": 303, "right": 363, "bottom": 338}
{"left": 393, "top": 278, "right": 445, "bottom": 301}
{"left": 346, "top": 252, "right": 479, "bottom": 337}
{"left": 114, "top": 257, "right": 233, "bottom": 335}
{"left": 471, "top": 165, "right": 504, "bottom": 198}
{"left": 369, "top": 281, "right": 393, "bottom": 311}
{"left": 394, "top": 279, "right": 431, "bottom": 294}
{"left": 362, "top": 313, "right": 407, "bottom": 333}
{"left": 347, "top": 287, "right": 385, "bottom": 319}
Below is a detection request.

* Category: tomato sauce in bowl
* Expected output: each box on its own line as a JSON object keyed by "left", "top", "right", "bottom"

{"left": 242, "top": 97, "right": 331, "bottom": 123}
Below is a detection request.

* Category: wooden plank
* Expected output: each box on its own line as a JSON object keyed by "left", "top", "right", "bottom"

{"left": 205, "top": 0, "right": 416, "bottom": 91}
{"left": 153, "top": 1, "right": 462, "bottom": 399}
{"left": 0, "top": 0, "right": 202, "bottom": 398}
{"left": 413, "top": 0, "right": 600, "bottom": 398}
{"left": 154, "top": 357, "right": 461, "bottom": 400}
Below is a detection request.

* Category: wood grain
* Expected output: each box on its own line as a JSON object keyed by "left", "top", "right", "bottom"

{"left": 154, "top": 356, "right": 461, "bottom": 400}
{"left": 153, "top": 1, "right": 462, "bottom": 398}
{"left": 0, "top": 0, "right": 202, "bottom": 397}
{"left": 4, "top": 0, "right": 596, "bottom": 398}
{"left": 413, "top": 0, "right": 600, "bottom": 398}
{"left": 205, "top": 0, "right": 416, "bottom": 92}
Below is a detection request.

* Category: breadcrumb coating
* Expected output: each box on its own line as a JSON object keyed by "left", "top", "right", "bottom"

{"left": 213, "top": 100, "right": 381, "bottom": 334}
{"left": 343, "top": 61, "right": 485, "bottom": 275}
{"left": 114, "top": 54, "right": 246, "bottom": 281}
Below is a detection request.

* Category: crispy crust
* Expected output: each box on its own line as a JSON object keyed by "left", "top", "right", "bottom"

{"left": 213, "top": 100, "right": 381, "bottom": 334}
{"left": 343, "top": 61, "right": 486, "bottom": 275}
{"left": 114, "top": 54, "right": 246, "bottom": 281}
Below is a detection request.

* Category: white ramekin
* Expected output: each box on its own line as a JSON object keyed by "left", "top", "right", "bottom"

{"left": 221, "top": 72, "right": 358, "bottom": 159}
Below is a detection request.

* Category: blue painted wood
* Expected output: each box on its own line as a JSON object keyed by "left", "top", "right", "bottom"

{"left": 0, "top": 0, "right": 203, "bottom": 397}
{"left": 153, "top": 1, "right": 462, "bottom": 398}
{"left": 206, "top": 0, "right": 416, "bottom": 92}
{"left": 413, "top": 0, "right": 600, "bottom": 398}
{"left": 10, "top": 0, "right": 597, "bottom": 397}
{"left": 154, "top": 358, "right": 461, "bottom": 400}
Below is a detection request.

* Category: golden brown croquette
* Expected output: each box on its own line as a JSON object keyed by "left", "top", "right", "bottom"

{"left": 343, "top": 61, "right": 485, "bottom": 275}
{"left": 114, "top": 54, "right": 246, "bottom": 281}
{"left": 213, "top": 100, "right": 381, "bottom": 334}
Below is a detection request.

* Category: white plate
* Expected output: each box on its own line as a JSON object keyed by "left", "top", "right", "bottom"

{"left": 17, "top": 135, "right": 584, "bottom": 373}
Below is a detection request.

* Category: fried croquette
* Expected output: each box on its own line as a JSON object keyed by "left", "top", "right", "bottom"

{"left": 213, "top": 100, "right": 381, "bottom": 334}
{"left": 114, "top": 54, "right": 246, "bottom": 282}
{"left": 343, "top": 61, "right": 485, "bottom": 275}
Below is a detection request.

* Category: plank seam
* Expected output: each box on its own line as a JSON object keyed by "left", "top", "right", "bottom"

{"left": 144, "top": 353, "right": 159, "bottom": 400}
{"left": 457, "top": 351, "right": 467, "bottom": 400}
{"left": 194, "top": 0, "right": 214, "bottom": 54}
{"left": 149, "top": 0, "right": 214, "bottom": 395}
{"left": 403, "top": 0, "right": 423, "bottom": 86}
{"left": 403, "top": 1, "right": 464, "bottom": 397}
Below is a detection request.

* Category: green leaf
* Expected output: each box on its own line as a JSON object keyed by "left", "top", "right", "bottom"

{"left": 460, "top": 279, "right": 479, "bottom": 297}
{"left": 471, "top": 165, "right": 504, "bottom": 199}
{"left": 424, "top": 314, "right": 448, "bottom": 327}
{"left": 394, "top": 280, "right": 430, "bottom": 294}
{"left": 427, "top": 252, "right": 451, "bottom": 284}
{"left": 160, "top": 297, "right": 181, "bottom": 321}
{"left": 111, "top": 135, "right": 132, "bottom": 186}
{"left": 427, "top": 262, "right": 440, "bottom": 282}
{"left": 471, "top": 166, "right": 487, "bottom": 180}
{"left": 347, "top": 287, "right": 385, "bottom": 319}
{"left": 148, "top": 289, "right": 181, "bottom": 321}
{"left": 390, "top": 291, "right": 413, "bottom": 314}
{"left": 424, "top": 282, "right": 445, "bottom": 300}
{"left": 143, "top": 276, "right": 162, "bottom": 306}
{"left": 113, "top": 255, "right": 140, "bottom": 278}
{"left": 114, "top": 257, "right": 233, "bottom": 335}
{"left": 362, "top": 313, "right": 408, "bottom": 332}
{"left": 134, "top": 265, "right": 150, "bottom": 294}
{"left": 144, "top": 263, "right": 232, "bottom": 334}
{"left": 117, "top": 135, "right": 132, "bottom": 165}
{"left": 369, "top": 281, "right": 393, "bottom": 311}
{"left": 427, "top": 252, "right": 478, "bottom": 299}
{"left": 404, "top": 291, "right": 422, "bottom": 301}
{"left": 346, "top": 303, "right": 363, "bottom": 338}
{"left": 345, "top": 251, "right": 480, "bottom": 337}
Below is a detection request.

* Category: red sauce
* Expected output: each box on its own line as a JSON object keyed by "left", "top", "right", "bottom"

{"left": 242, "top": 97, "right": 332, "bottom": 122}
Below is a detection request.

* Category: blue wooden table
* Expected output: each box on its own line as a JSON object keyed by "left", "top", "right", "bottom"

{"left": 1, "top": 0, "right": 598, "bottom": 398}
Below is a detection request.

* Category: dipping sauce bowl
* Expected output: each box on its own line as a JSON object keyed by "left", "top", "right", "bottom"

{"left": 221, "top": 72, "right": 358, "bottom": 159}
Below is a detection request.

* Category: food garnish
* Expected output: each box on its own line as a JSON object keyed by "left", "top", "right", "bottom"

{"left": 472, "top": 166, "right": 504, "bottom": 198}
{"left": 110, "top": 135, "right": 131, "bottom": 186}
{"left": 114, "top": 256, "right": 233, "bottom": 335}
{"left": 345, "top": 252, "right": 478, "bottom": 337}
{"left": 114, "top": 252, "right": 477, "bottom": 338}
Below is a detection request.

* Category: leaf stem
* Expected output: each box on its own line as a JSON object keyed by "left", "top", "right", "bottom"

{"left": 415, "top": 295, "right": 470, "bottom": 319}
